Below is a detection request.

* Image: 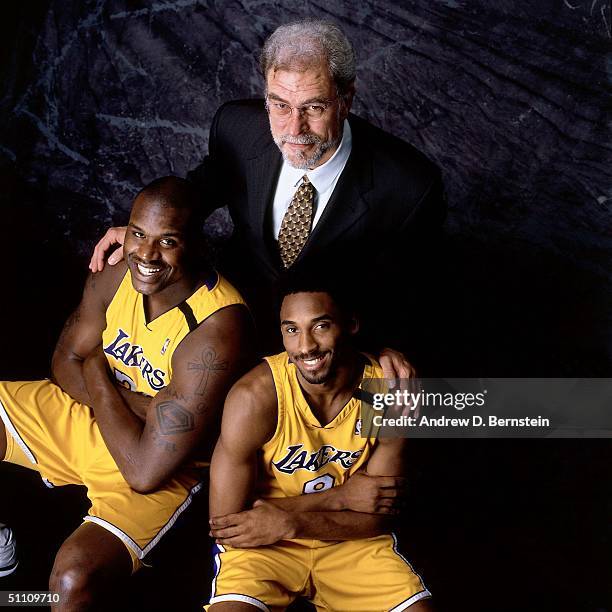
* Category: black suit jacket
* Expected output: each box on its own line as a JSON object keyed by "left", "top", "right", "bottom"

{"left": 188, "top": 99, "right": 446, "bottom": 353}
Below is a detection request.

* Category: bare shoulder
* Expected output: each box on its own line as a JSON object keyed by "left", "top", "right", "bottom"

{"left": 169, "top": 303, "right": 254, "bottom": 372}
{"left": 228, "top": 361, "right": 276, "bottom": 412}
{"left": 86, "top": 260, "right": 127, "bottom": 307}
{"left": 223, "top": 361, "right": 277, "bottom": 442}
{"left": 196, "top": 303, "right": 252, "bottom": 341}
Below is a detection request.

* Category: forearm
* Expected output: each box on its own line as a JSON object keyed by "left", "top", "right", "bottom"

{"left": 84, "top": 364, "right": 176, "bottom": 493}
{"left": 209, "top": 501, "right": 391, "bottom": 548}
{"left": 51, "top": 350, "right": 92, "bottom": 406}
{"left": 115, "top": 385, "right": 152, "bottom": 421}
{"left": 265, "top": 488, "right": 344, "bottom": 513}
{"left": 53, "top": 349, "right": 152, "bottom": 419}
{"left": 290, "top": 510, "right": 390, "bottom": 540}
{"left": 266, "top": 467, "right": 406, "bottom": 515}
{"left": 265, "top": 494, "right": 393, "bottom": 538}
{"left": 85, "top": 373, "right": 157, "bottom": 490}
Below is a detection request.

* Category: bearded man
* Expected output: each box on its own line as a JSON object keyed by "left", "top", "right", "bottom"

{"left": 91, "top": 19, "right": 445, "bottom": 365}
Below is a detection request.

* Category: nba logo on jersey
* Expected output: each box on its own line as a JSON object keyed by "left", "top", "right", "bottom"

{"left": 161, "top": 338, "right": 170, "bottom": 355}
{"left": 354, "top": 419, "right": 362, "bottom": 436}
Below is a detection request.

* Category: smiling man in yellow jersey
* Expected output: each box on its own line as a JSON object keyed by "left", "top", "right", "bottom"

{"left": 208, "top": 276, "right": 431, "bottom": 611}
{"left": 0, "top": 176, "right": 253, "bottom": 610}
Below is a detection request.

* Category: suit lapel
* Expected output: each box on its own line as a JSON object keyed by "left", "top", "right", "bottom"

{"left": 299, "top": 133, "right": 373, "bottom": 261}
{"left": 243, "top": 114, "right": 372, "bottom": 270}
{"left": 246, "top": 141, "right": 282, "bottom": 272}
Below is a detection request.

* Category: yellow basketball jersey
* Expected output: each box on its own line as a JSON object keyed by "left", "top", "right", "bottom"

{"left": 260, "top": 352, "right": 383, "bottom": 502}
{"left": 102, "top": 269, "right": 245, "bottom": 396}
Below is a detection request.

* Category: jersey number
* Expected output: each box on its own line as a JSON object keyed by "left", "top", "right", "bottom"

{"left": 113, "top": 368, "right": 136, "bottom": 391}
{"left": 303, "top": 473, "right": 335, "bottom": 494}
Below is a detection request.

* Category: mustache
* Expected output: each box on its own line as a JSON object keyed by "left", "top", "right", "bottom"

{"left": 293, "top": 351, "right": 327, "bottom": 361}
{"left": 128, "top": 254, "right": 164, "bottom": 266}
{"left": 279, "top": 134, "right": 322, "bottom": 145}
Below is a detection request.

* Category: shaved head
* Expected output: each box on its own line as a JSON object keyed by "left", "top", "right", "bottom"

{"left": 135, "top": 176, "right": 199, "bottom": 213}
{"left": 132, "top": 176, "right": 203, "bottom": 243}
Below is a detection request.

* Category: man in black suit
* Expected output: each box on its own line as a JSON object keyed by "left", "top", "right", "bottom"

{"left": 91, "top": 19, "right": 445, "bottom": 365}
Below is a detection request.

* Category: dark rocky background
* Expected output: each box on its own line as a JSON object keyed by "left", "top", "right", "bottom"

{"left": 0, "top": 1, "right": 610, "bottom": 611}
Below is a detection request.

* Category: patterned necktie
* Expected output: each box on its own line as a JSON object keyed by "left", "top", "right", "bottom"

{"left": 278, "top": 175, "right": 315, "bottom": 269}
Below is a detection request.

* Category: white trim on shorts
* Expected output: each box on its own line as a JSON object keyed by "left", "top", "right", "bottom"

{"left": 209, "top": 535, "right": 430, "bottom": 611}
{"left": 211, "top": 542, "right": 225, "bottom": 599}
{"left": 210, "top": 544, "right": 271, "bottom": 611}
{"left": 389, "top": 589, "right": 432, "bottom": 611}
{"left": 389, "top": 533, "right": 432, "bottom": 609}
{"left": 209, "top": 594, "right": 270, "bottom": 611}
{"left": 0, "top": 398, "right": 37, "bottom": 465}
{"left": 83, "top": 480, "right": 203, "bottom": 559}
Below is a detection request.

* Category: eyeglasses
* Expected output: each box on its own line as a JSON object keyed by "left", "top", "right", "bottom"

{"left": 265, "top": 97, "right": 338, "bottom": 121}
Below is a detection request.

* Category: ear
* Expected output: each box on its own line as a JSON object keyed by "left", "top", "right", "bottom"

{"left": 340, "top": 83, "right": 355, "bottom": 118}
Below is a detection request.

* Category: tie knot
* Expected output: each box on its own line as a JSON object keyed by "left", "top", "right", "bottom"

{"left": 299, "top": 175, "right": 314, "bottom": 197}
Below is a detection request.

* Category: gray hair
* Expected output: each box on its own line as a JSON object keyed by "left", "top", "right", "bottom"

{"left": 260, "top": 19, "right": 356, "bottom": 99}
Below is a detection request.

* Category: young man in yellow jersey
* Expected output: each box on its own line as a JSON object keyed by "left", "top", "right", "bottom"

{"left": 208, "top": 277, "right": 432, "bottom": 611}
{"left": 0, "top": 177, "right": 253, "bottom": 610}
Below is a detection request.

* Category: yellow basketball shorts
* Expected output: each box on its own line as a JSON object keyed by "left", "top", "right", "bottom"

{"left": 207, "top": 535, "right": 431, "bottom": 611}
{"left": 0, "top": 380, "right": 202, "bottom": 571}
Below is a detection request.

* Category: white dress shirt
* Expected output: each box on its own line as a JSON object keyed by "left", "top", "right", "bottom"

{"left": 271, "top": 120, "right": 353, "bottom": 239}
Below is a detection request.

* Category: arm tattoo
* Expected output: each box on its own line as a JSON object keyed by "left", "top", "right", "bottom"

{"left": 149, "top": 424, "right": 177, "bottom": 452}
{"left": 156, "top": 400, "right": 195, "bottom": 435}
{"left": 63, "top": 307, "right": 81, "bottom": 332}
{"left": 187, "top": 348, "right": 228, "bottom": 396}
{"left": 166, "top": 387, "right": 190, "bottom": 402}
{"left": 55, "top": 307, "right": 82, "bottom": 349}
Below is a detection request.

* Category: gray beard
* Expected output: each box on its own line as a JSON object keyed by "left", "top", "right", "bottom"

{"left": 272, "top": 132, "right": 341, "bottom": 170}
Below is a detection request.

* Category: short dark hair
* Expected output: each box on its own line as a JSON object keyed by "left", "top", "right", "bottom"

{"left": 277, "top": 264, "right": 357, "bottom": 321}
{"left": 134, "top": 176, "right": 204, "bottom": 239}
{"left": 136, "top": 175, "right": 199, "bottom": 213}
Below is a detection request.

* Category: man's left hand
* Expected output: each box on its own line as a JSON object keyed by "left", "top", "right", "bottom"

{"left": 209, "top": 500, "right": 296, "bottom": 548}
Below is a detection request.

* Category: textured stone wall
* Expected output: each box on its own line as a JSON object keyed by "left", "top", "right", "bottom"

{"left": 0, "top": 5, "right": 611, "bottom": 609}
{"left": 1, "top": 0, "right": 610, "bottom": 373}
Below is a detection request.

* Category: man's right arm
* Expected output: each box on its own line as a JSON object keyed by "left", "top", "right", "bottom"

{"left": 211, "top": 439, "right": 407, "bottom": 547}
{"left": 263, "top": 471, "right": 405, "bottom": 515}
{"left": 279, "top": 438, "right": 408, "bottom": 540}
{"left": 51, "top": 263, "right": 150, "bottom": 417}
{"left": 51, "top": 265, "right": 123, "bottom": 405}
{"left": 209, "top": 363, "right": 278, "bottom": 517}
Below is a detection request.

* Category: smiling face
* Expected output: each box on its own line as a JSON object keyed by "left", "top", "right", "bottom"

{"left": 280, "top": 291, "right": 357, "bottom": 385}
{"left": 266, "top": 59, "right": 351, "bottom": 170}
{"left": 124, "top": 195, "right": 195, "bottom": 297}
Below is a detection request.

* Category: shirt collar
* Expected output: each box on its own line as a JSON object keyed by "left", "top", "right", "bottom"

{"left": 284, "top": 120, "right": 352, "bottom": 192}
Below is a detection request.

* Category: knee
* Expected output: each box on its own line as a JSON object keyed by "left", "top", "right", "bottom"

{"left": 49, "top": 523, "right": 132, "bottom": 610}
{"left": 49, "top": 561, "right": 96, "bottom": 610}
